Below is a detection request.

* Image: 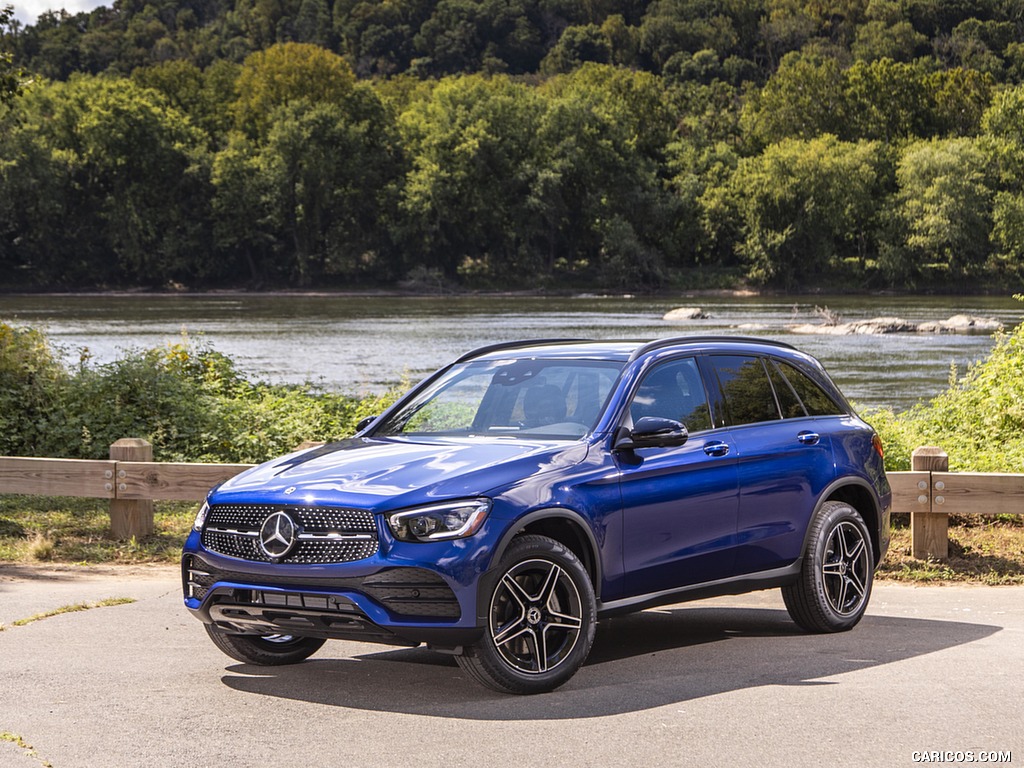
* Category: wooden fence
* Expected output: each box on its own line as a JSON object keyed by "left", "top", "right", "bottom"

{"left": 1, "top": 441, "right": 1022, "bottom": 557}
{"left": 0, "top": 439, "right": 253, "bottom": 539}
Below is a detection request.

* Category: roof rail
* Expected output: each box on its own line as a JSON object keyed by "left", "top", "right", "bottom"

{"left": 627, "top": 335, "right": 796, "bottom": 362}
{"left": 455, "top": 338, "right": 588, "bottom": 363}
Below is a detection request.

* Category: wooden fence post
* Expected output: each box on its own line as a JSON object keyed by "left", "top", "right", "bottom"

{"left": 109, "top": 438, "right": 154, "bottom": 539}
{"left": 911, "top": 446, "right": 949, "bottom": 560}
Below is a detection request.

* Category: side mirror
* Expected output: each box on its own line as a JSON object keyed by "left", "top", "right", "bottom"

{"left": 615, "top": 417, "right": 689, "bottom": 451}
{"left": 355, "top": 415, "right": 377, "bottom": 433}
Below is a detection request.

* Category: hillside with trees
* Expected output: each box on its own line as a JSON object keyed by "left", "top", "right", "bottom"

{"left": 3, "top": 0, "right": 1024, "bottom": 291}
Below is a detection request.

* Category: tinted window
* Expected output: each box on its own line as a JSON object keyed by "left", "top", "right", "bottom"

{"left": 777, "top": 361, "right": 844, "bottom": 416}
{"left": 708, "top": 356, "right": 781, "bottom": 426}
{"left": 629, "top": 357, "right": 712, "bottom": 433}
{"left": 767, "top": 360, "right": 807, "bottom": 419}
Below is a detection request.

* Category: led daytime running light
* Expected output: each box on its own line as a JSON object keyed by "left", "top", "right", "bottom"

{"left": 387, "top": 499, "right": 491, "bottom": 542}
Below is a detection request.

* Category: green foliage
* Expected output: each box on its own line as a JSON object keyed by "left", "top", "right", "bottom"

{"left": 1, "top": 4, "right": 25, "bottom": 105}
{"left": 7, "top": 0, "right": 1024, "bottom": 291}
{"left": 540, "top": 25, "right": 611, "bottom": 75}
{"left": 864, "top": 296, "right": 1024, "bottom": 473}
{"left": 891, "top": 137, "right": 996, "bottom": 275}
{"left": 233, "top": 42, "right": 356, "bottom": 137}
{"left": 397, "top": 74, "right": 542, "bottom": 278}
{"left": 727, "top": 135, "right": 886, "bottom": 286}
{"left": 0, "top": 323, "right": 68, "bottom": 456}
{"left": 0, "top": 326, "right": 402, "bottom": 464}
{"left": 0, "top": 75, "right": 212, "bottom": 288}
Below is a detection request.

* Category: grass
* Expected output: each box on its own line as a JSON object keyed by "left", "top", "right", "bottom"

{"left": 9, "top": 597, "right": 136, "bottom": 627}
{"left": 0, "top": 732, "right": 52, "bottom": 768}
{"left": 878, "top": 513, "right": 1024, "bottom": 585}
{"left": 2, "top": 495, "right": 1024, "bottom": 584}
{"left": 0, "top": 495, "right": 194, "bottom": 564}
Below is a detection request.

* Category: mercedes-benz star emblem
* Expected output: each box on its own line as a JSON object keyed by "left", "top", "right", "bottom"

{"left": 259, "top": 511, "right": 297, "bottom": 559}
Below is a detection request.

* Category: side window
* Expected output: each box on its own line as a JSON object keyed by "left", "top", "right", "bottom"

{"left": 629, "top": 358, "right": 712, "bottom": 433}
{"left": 767, "top": 360, "right": 807, "bottom": 419}
{"left": 776, "top": 361, "right": 844, "bottom": 416}
{"left": 707, "top": 356, "right": 781, "bottom": 426}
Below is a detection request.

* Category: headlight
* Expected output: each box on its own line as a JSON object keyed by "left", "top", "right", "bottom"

{"left": 386, "top": 499, "right": 491, "bottom": 542}
{"left": 193, "top": 500, "right": 210, "bottom": 532}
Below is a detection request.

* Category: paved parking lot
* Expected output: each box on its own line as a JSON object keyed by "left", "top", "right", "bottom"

{"left": 1, "top": 565, "right": 1020, "bottom": 768}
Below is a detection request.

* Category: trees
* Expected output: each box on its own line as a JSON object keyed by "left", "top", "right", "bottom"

{"left": 397, "top": 75, "right": 541, "bottom": 279}
{"left": 233, "top": 42, "right": 356, "bottom": 136}
{"left": 741, "top": 52, "right": 847, "bottom": 145}
{"left": 889, "top": 138, "right": 996, "bottom": 277}
{"left": 4, "top": 0, "right": 1024, "bottom": 291}
{"left": 1, "top": 4, "right": 24, "bottom": 105}
{"left": 257, "top": 89, "right": 402, "bottom": 285}
{"left": 0, "top": 77, "right": 211, "bottom": 288}
{"left": 726, "top": 135, "right": 886, "bottom": 286}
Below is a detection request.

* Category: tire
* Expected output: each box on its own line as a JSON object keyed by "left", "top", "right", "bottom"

{"left": 456, "top": 534, "right": 596, "bottom": 694}
{"left": 783, "top": 500, "right": 874, "bottom": 633}
{"left": 204, "top": 624, "right": 326, "bottom": 666}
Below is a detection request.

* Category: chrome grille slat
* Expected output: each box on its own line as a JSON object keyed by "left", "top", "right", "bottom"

{"left": 201, "top": 504, "right": 379, "bottom": 565}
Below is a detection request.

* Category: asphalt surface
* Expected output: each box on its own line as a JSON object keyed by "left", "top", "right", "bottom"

{"left": 0, "top": 564, "right": 1020, "bottom": 768}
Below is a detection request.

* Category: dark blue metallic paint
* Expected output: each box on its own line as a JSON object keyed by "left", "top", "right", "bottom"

{"left": 183, "top": 337, "right": 891, "bottom": 657}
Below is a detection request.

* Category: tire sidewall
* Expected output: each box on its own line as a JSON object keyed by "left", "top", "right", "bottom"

{"left": 471, "top": 535, "right": 597, "bottom": 694}
{"left": 807, "top": 501, "right": 874, "bottom": 630}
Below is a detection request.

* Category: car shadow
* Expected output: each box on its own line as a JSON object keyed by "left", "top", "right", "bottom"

{"left": 219, "top": 604, "right": 1000, "bottom": 719}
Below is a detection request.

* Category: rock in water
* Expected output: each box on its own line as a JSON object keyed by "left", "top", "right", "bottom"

{"left": 663, "top": 307, "right": 708, "bottom": 322}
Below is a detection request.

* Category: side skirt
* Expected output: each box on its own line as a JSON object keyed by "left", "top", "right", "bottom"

{"left": 596, "top": 561, "right": 802, "bottom": 619}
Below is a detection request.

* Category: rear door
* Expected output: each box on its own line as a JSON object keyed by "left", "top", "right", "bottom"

{"left": 702, "top": 355, "right": 837, "bottom": 574}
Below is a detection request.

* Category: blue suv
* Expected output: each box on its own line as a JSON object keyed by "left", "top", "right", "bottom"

{"left": 183, "top": 337, "right": 891, "bottom": 694}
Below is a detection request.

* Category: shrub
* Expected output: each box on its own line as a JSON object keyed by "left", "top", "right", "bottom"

{"left": 0, "top": 323, "right": 69, "bottom": 456}
{"left": 0, "top": 327, "right": 405, "bottom": 464}
{"left": 864, "top": 295, "right": 1024, "bottom": 472}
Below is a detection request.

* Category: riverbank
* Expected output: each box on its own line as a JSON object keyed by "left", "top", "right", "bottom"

{"left": 4, "top": 293, "right": 1019, "bottom": 412}
{"left": 0, "top": 282, "right": 1018, "bottom": 298}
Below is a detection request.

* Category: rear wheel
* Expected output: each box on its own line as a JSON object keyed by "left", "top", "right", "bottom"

{"left": 204, "top": 624, "right": 326, "bottom": 665}
{"left": 783, "top": 500, "right": 874, "bottom": 633}
{"left": 457, "top": 535, "right": 596, "bottom": 694}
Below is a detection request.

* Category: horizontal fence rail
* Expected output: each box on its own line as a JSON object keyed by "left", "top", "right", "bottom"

{"left": 0, "top": 443, "right": 1021, "bottom": 553}
{"left": 0, "top": 456, "right": 253, "bottom": 501}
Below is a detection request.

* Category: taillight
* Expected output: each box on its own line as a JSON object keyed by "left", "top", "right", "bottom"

{"left": 871, "top": 433, "right": 884, "bottom": 458}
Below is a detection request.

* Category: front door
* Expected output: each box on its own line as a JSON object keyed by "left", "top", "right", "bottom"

{"left": 617, "top": 357, "right": 740, "bottom": 596}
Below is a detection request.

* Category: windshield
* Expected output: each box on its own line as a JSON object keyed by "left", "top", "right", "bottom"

{"left": 375, "top": 359, "right": 625, "bottom": 439}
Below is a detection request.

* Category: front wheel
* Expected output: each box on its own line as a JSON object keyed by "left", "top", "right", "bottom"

{"left": 457, "top": 535, "right": 596, "bottom": 694}
{"left": 782, "top": 500, "right": 874, "bottom": 633}
{"left": 204, "top": 624, "right": 326, "bottom": 665}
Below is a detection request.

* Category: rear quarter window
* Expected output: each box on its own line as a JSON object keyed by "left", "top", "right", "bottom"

{"left": 776, "top": 360, "right": 845, "bottom": 416}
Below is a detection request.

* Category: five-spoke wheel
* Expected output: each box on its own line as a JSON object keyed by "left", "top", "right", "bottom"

{"left": 820, "top": 519, "right": 871, "bottom": 617}
{"left": 489, "top": 557, "right": 585, "bottom": 674}
{"left": 783, "top": 500, "right": 874, "bottom": 633}
{"left": 457, "top": 535, "right": 596, "bottom": 694}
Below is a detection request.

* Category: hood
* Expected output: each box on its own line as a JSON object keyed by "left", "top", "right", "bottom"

{"left": 212, "top": 436, "right": 589, "bottom": 511}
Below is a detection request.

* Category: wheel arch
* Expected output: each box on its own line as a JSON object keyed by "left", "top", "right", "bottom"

{"left": 816, "top": 478, "right": 884, "bottom": 566}
{"left": 487, "top": 508, "right": 602, "bottom": 599}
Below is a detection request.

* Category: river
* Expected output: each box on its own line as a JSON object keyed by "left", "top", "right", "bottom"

{"left": 1, "top": 293, "right": 1021, "bottom": 412}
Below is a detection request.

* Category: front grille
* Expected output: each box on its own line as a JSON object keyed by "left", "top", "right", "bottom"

{"left": 201, "top": 503, "right": 378, "bottom": 565}
{"left": 182, "top": 555, "right": 461, "bottom": 619}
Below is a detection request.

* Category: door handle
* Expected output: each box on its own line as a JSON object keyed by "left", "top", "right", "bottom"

{"left": 797, "top": 431, "right": 820, "bottom": 445}
{"left": 703, "top": 441, "right": 730, "bottom": 457}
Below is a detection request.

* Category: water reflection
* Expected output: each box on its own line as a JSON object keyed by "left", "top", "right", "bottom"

{"left": 1, "top": 293, "right": 1020, "bottom": 412}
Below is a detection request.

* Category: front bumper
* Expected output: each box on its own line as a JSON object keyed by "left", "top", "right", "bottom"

{"left": 182, "top": 551, "right": 485, "bottom": 649}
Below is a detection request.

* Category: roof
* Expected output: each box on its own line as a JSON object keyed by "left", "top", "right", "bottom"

{"left": 458, "top": 336, "right": 799, "bottom": 364}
